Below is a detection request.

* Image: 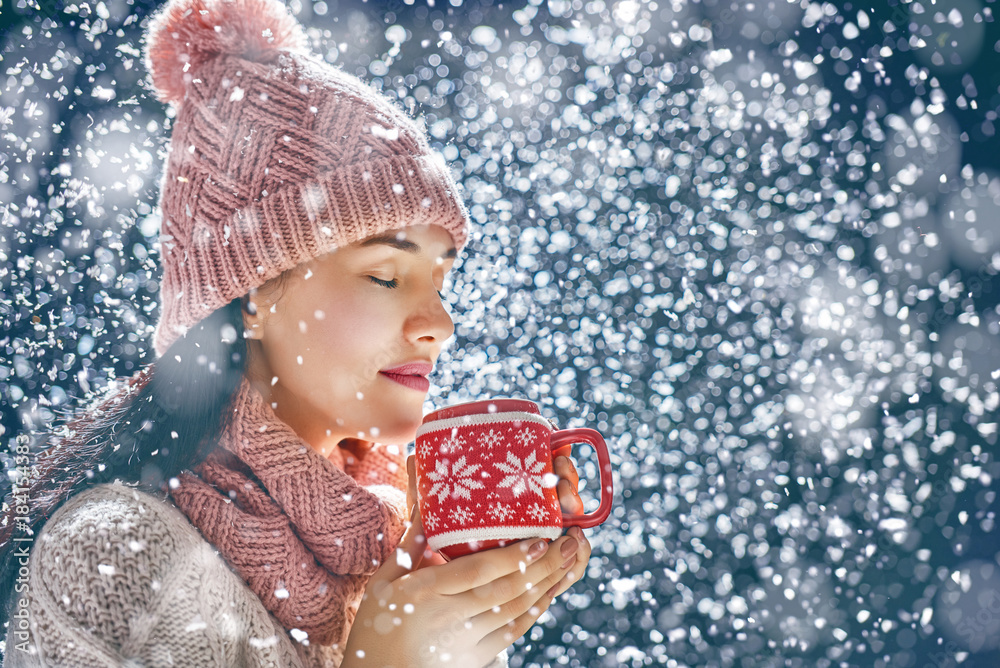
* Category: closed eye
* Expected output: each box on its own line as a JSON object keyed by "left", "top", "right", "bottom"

{"left": 367, "top": 276, "right": 398, "bottom": 289}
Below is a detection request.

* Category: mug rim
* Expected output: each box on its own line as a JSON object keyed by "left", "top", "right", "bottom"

{"left": 422, "top": 397, "right": 540, "bottom": 423}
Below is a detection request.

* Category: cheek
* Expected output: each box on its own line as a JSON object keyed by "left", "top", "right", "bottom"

{"left": 297, "top": 293, "right": 395, "bottom": 370}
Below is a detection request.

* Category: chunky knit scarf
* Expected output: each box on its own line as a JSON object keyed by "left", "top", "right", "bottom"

{"left": 170, "top": 380, "right": 408, "bottom": 647}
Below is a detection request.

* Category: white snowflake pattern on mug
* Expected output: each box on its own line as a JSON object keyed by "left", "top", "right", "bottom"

{"left": 449, "top": 505, "right": 474, "bottom": 526}
{"left": 494, "top": 450, "right": 547, "bottom": 498}
{"left": 479, "top": 429, "right": 504, "bottom": 450}
{"left": 526, "top": 502, "right": 550, "bottom": 523}
{"left": 438, "top": 432, "right": 466, "bottom": 455}
{"left": 427, "top": 456, "right": 486, "bottom": 503}
{"left": 514, "top": 427, "right": 538, "bottom": 448}
{"left": 417, "top": 439, "right": 435, "bottom": 459}
{"left": 487, "top": 501, "right": 514, "bottom": 522}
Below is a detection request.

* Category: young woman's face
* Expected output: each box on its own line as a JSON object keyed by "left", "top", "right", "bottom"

{"left": 245, "top": 224, "right": 457, "bottom": 456}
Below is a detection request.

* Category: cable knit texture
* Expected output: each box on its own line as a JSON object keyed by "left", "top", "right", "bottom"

{"left": 144, "top": 0, "right": 470, "bottom": 355}
{"left": 3, "top": 482, "right": 310, "bottom": 667}
{"left": 168, "top": 379, "right": 408, "bottom": 648}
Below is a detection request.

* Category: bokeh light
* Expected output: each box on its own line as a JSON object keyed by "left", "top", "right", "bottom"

{"left": 2, "top": 1, "right": 999, "bottom": 666}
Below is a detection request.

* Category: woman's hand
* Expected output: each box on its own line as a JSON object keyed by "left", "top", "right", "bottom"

{"left": 342, "top": 506, "right": 580, "bottom": 667}
{"left": 343, "top": 455, "right": 593, "bottom": 667}
{"left": 552, "top": 454, "right": 593, "bottom": 598}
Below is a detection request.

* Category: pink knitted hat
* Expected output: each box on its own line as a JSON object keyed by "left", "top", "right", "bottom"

{"left": 144, "top": 0, "right": 470, "bottom": 356}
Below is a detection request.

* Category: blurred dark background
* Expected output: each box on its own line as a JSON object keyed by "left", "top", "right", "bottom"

{"left": 2, "top": 0, "right": 999, "bottom": 666}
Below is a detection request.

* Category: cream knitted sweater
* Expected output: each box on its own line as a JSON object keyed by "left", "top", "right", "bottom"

{"left": 3, "top": 483, "right": 510, "bottom": 667}
{"left": 3, "top": 482, "right": 329, "bottom": 667}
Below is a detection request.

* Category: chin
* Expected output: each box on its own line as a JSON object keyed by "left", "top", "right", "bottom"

{"left": 373, "top": 414, "right": 422, "bottom": 445}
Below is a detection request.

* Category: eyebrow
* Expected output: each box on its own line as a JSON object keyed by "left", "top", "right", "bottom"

{"left": 360, "top": 232, "right": 458, "bottom": 259}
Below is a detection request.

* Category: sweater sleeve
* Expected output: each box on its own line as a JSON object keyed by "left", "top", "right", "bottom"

{"left": 3, "top": 483, "right": 305, "bottom": 668}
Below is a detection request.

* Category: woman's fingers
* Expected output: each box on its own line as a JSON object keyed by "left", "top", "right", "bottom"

{"left": 557, "top": 478, "right": 585, "bottom": 515}
{"left": 554, "top": 456, "right": 585, "bottom": 514}
{"left": 553, "top": 455, "right": 580, "bottom": 488}
{"left": 424, "top": 536, "right": 552, "bottom": 596}
{"left": 406, "top": 454, "right": 418, "bottom": 514}
{"left": 347, "top": 510, "right": 592, "bottom": 667}
{"left": 476, "top": 587, "right": 558, "bottom": 653}
{"left": 472, "top": 528, "right": 590, "bottom": 659}
{"left": 550, "top": 526, "right": 592, "bottom": 599}
{"left": 454, "top": 535, "right": 578, "bottom": 617}
{"left": 466, "top": 544, "right": 577, "bottom": 657}
{"left": 467, "top": 548, "right": 577, "bottom": 628}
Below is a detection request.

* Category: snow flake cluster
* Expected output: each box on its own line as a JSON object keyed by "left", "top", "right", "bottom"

{"left": 2, "top": 1, "right": 998, "bottom": 666}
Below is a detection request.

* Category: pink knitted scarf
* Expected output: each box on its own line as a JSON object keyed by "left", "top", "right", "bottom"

{"left": 170, "top": 380, "right": 408, "bottom": 647}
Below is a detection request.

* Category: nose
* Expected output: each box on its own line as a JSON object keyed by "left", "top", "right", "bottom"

{"left": 405, "top": 284, "right": 455, "bottom": 345}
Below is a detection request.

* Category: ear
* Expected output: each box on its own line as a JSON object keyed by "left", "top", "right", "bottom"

{"left": 242, "top": 270, "right": 291, "bottom": 339}
{"left": 242, "top": 290, "right": 271, "bottom": 340}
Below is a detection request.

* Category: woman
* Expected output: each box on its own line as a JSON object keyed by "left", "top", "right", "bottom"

{"left": 0, "top": 0, "right": 592, "bottom": 665}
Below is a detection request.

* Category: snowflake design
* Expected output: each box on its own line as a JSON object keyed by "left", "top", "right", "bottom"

{"left": 488, "top": 502, "right": 514, "bottom": 523}
{"left": 450, "top": 505, "right": 474, "bottom": 526}
{"left": 526, "top": 503, "right": 550, "bottom": 523}
{"left": 424, "top": 511, "right": 439, "bottom": 532}
{"left": 514, "top": 428, "right": 538, "bottom": 448}
{"left": 495, "top": 450, "right": 547, "bottom": 499}
{"left": 417, "top": 439, "right": 435, "bottom": 459}
{"left": 427, "top": 456, "right": 486, "bottom": 503}
{"left": 438, "top": 432, "right": 466, "bottom": 455}
{"left": 479, "top": 429, "right": 504, "bottom": 451}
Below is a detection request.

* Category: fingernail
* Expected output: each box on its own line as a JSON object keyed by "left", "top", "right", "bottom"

{"left": 560, "top": 537, "right": 578, "bottom": 557}
{"left": 546, "top": 584, "right": 559, "bottom": 598}
{"left": 562, "top": 555, "right": 576, "bottom": 570}
{"left": 527, "top": 540, "right": 548, "bottom": 561}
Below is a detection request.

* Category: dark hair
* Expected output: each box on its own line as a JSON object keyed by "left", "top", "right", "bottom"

{"left": 0, "top": 298, "right": 248, "bottom": 632}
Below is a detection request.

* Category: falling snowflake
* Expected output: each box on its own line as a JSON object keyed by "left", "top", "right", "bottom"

{"left": 479, "top": 429, "right": 504, "bottom": 450}
{"left": 488, "top": 501, "right": 514, "bottom": 523}
{"left": 495, "top": 450, "right": 547, "bottom": 498}
{"left": 4, "top": 3, "right": 990, "bottom": 665}
{"left": 450, "top": 505, "right": 474, "bottom": 526}
{"left": 426, "top": 456, "right": 486, "bottom": 503}
{"left": 526, "top": 503, "right": 550, "bottom": 523}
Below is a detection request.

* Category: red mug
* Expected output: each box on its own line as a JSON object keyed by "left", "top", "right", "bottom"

{"left": 414, "top": 398, "right": 614, "bottom": 560}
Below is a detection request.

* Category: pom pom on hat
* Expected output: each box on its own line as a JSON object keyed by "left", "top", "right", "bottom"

{"left": 145, "top": 0, "right": 307, "bottom": 106}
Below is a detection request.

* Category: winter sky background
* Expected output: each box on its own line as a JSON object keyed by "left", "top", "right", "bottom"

{"left": 2, "top": 0, "right": 1000, "bottom": 666}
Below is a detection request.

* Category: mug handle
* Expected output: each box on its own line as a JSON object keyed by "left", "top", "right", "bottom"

{"left": 549, "top": 428, "right": 614, "bottom": 529}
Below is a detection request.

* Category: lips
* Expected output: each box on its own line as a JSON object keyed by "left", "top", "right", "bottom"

{"left": 379, "top": 361, "right": 433, "bottom": 392}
